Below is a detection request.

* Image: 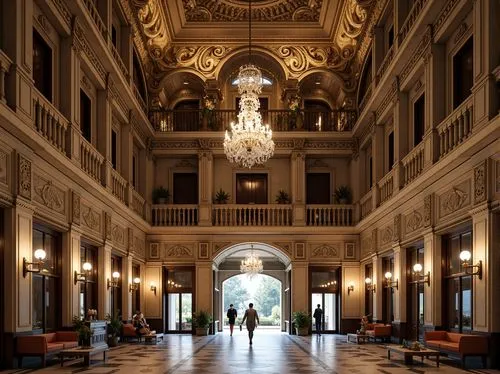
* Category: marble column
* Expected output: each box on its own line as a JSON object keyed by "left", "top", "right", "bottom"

{"left": 392, "top": 89, "right": 408, "bottom": 191}
{"left": 373, "top": 255, "right": 383, "bottom": 322}
{"left": 97, "top": 77, "right": 113, "bottom": 189}
{"left": 98, "top": 243, "right": 112, "bottom": 319}
{"left": 291, "top": 151, "right": 305, "bottom": 226}
{"left": 61, "top": 227, "right": 82, "bottom": 326}
{"left": 291, "top": 261, "right": 308, "bottom": 314}
{"left": 423, "top": 230, "right": 441, "bottom": 328}
{"left": 393, "top": 245, "right": 406, "bottom": 324}
{"left": 198, "top": 150, "right": 213, "bottom": 226}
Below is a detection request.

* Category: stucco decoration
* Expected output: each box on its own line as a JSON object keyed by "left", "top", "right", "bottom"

{"left": 81, "top": 205, "right": 101, "bottom": 232}
{"left": 199, "top": 242, "right": 209, "bottom": 259}
{"left": 294, "top": 242, "right": 305, "bottom": 259}
{"left": 423, "top": 194, "right": 432, "bottom": 227}
{"left": 212, "top": 242, "right": 232, "bottom": 257}
{"left": 380, "top": 225, "right": 393, "bottom": 246}
{"left": 112, "top": 224, "right": 126, "bottom": 246}
{"left": 72, "top": 191, "right": 81, "bottom": 225}
{"left": 183, "top": 0, "right": 323, "bottom": 22}
{"left": 344, "top": 242, "right": 356, "bottom": 259}
{"left": 134, "top": 237, "right": 146, "bottom": 257}
{"left": 17, "top": 154, "right": 32, "bottom": 200}
{"left": 393, "top": 214, "right": 401, "bottom": 242}
{"left": 105, "top": 212, "right": 112, "bottom": 240}
{"left": 496, "top": 160, "right": 500, "bottom": 193}
{"left": 311, "top": 244, "right": 339, "bottom": 258}
{"left": 361, "top": 235, "right": 371, "bottom": 256}
{"left": 473, "top": 161, "right": 486, "bottom": 204}
{"left": 150, "top": 242, "right": 160, "bottom": 259}
{"left": 272, "top": 242, "right": 292, "bottom": 256}
{"left": 33, "top": 175, "right": 65, "bottom": 214}
{"left": 0, "top": 150, "right": 7, "bottom": 185}
{"left": 371, "top": 229, "right": 377, "bottom": 252}
{"left": 166, "top": 245, "right": 193, "bottom": 258}
{"left": 405, "top": 209, "right": 423, "bottom": 235}
{"left": 439, "top": 181, "right": 470, "bottom": 218}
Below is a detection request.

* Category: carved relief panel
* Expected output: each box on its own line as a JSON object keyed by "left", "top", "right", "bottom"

{"left": 437, "top": 179, "right": 471, "bottom": 221}
{"left": 403, "top": 207, "right": 425, "bottom": 238}
{"left": 164, "top": 243, "right": 194, "bottom": 259}
{"left": 32, "top": 174, "right": 66, "bottom": 215}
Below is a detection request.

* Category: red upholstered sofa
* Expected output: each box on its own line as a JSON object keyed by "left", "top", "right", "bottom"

{"left": 365, "top": 323, "right": 392, "bottom": 342}
{"left": 122, "top": 323, "right": 141, "bottom": 342}
{"left": 16, "top": 331, "right": 78, "bottom": 367}
{"left": 424, "top": 331, "right": 489, "bottom": 368}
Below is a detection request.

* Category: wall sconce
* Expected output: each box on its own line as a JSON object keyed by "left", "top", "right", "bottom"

{"left": 365, "top": 277, "right": 376, "bottom": 293}
{"left": 23, "top": 249, "right": 46, "bottom": 277}
{"left": 459, "top": 250, "right": 482, "bottom": 279}
{"left": 107, "top": 271, "right": 120, "bottom": 289}
{"left": 74, "top": 262, "right": 92, "bottom": 284}
{"left": 384, "top": 271, "right": 399, "bottom": 290}
{"left": 129, "top": 277, "right": 141, "bottom": 292}
{"left": 150, "top": 281, "right": 157, "bottom": 295}
{"left": 412, "top": 263, "right": 430, "bottom": 286}
{"left": 347, "top": 281, "right": 355, "bottom": 295}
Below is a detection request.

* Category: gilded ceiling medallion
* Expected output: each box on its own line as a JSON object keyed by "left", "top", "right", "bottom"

{"left": 182, "top": 0, "right": 323, "bottom": 22}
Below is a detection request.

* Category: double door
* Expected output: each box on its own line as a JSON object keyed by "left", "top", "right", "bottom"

{"left": 167, "top": 293, "right": 193, "bottom": 332}
{"left": 311, "top": 293, "right": 338, "bottom": 333}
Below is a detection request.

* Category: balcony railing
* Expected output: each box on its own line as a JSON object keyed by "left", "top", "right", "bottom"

{"left": 79, "top": 136, "right": 104, "bottom": 183}
{"left": 397, "top": 0, "right": 429, "bottom": 47}
{"left": 111, "top": 168, "right": 127, "bottom": 203}
{"left": 131, "top": 188, "right": 145, "bottom": 218}
{"left": 438, "top": 97, "right": 473, "bottom": 159}
{"left": 110, "top": 43, "right": 128, "bottom": 79}
{"left": 306, "top": 205, "right": 354, "bottom": 226}
{"left": 133, "top": 83, "right": 147, "bottom": 114}
{"left": 81, "top": 0, "right": 107, "bottom": 42}
{"left": 212, "top": 204, "right": 292, "bottom": 226}
{"left": 32, "top": 90, "right": 68, "bottom": 154}
{"left": 401, "top": 141, "right": 425, "bottom": 186}
{"left": 377, "top": 169, "right": 395, "bottom": 205}
{"left": 150, "top": 109, "right": 356, "bottom": 132}
{"left": 360, "top": 190, "right": 373, "bottom": 220}
{"left": 152, "top": 204, "right": 198, "bottom": 226}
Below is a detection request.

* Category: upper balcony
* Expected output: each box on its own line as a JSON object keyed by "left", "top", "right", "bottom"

{"left": 150, "top": 109, "right": 357, "bottom": 133}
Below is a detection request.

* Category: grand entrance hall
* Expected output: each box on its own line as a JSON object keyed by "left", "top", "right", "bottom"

{"left": 0, "top": 0, "right": 500, "bottom": 372}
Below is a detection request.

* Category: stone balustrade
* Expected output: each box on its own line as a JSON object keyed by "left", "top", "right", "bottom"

{"left": 81, "top": 0, "right": 107, "bottom": 41}
{"left": 212, "top": 204, "right": 292, "bottom": 227}
{"left": 438, "top": 97, "right": 473, "bottom": 158}
{"left": 398, "top": 0, "right": 429, "bottom": 47}
{"left": 133, "top": 83, "right": 147, "bottom": 114}
{"left": 32, "top": 90, "right": 68, "bottom": 154}
{"left": 401, "top": 141, "right": 425, "bottom": 186}
{"left": 110, "top": 168, "right": 127, "bottom": 203}
{"left": 79, "top": 136, "right": 104, "bottom": 183}
{"left": 360, "top": 190, "right": 373, "bottom": 220}
{"left": 132, "top": 188, "right": 145, "bottom": 218}
{"left": 306, "top": 205, "right": 354, "bottom": 226}
{"left": 377, "top": 169, "right": 395, "bottom": 205}
{"left": 0, "top": 50, "right": 12, "bottom": 104}
{"left": 110, "top": 42, "right": 128, "bottom": 78}
{"left": 152, "top": 204, "right": 198, "bottom": 226}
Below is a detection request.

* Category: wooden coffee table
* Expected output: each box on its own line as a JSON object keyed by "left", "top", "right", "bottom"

{"left": 387, "top": 345, "right": 440, "bottom": 367}
{"left": 347, "top": 333, "right": 369, "bottom": 344}
{"left": 59, "top": 346, "right": 108, "bottom": 367}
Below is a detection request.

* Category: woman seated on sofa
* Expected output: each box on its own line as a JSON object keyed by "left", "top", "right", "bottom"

{"left": 133, "top": 311, "right": 153, "bottom": 335}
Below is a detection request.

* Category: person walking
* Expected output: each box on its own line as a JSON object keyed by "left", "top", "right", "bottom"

{"left": 227, "top": 304, "right": 238, "bottom": 336}
{"left": 313, "top": 304, "right": 323, "bottom": 336}
{"left": 241, "top": 303, "right": 259, "bottom": 345}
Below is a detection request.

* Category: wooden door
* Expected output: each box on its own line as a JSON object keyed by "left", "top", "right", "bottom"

{"left": 306, "top": 173, "right": 330, "bottom": 204}
{"left": 236, "top": 174, "right": 267, "bottom": 204}
{"left": 173, "top": 173, "right": 198, "bottom": 204}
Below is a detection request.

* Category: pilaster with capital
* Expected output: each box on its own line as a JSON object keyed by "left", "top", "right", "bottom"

{"left": 98, "top": 243, "right": 112, "bottom": 319}
{"left": 61, "top": 227, "right": 81, "bottom": 326}
{"left": 423, "top": 231, "right": 441, "bottom": 328}
{"left": 291, "top": 151, "right": 305, "bottom": 226}
{"left": 98, "top": 76, "right": 114, "bottom": 190}
{"left": 198, "top": 150, "right": 213, "bottom": 226}
{"left": 392, "top": 88, "right": 408, "bottom": 192}
{"left": 121, "top": 113, "right": 134, "bottom": 202}
{"left": 393, "top": 245, "right": 406, "bottom": 323}
{"left": 372, "top": 26, "right": 385, "bottom": 84}
{"left": 423, "top": 44, "right": 445, "bottom": 165}
{"left": 122, "top": 255, "right": 133, "bottom": 321}
{"left": 371, "top": 118, "right": 384, "bottom": 209}
{"left": 372, "top": 255, "right": 383, "bottom": 321}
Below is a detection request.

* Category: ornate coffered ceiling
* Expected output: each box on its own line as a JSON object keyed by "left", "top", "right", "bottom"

{"left": 123, "top": 0, "right": 387, "bottom": 105}
{"left": 182, "top": 0, "right": 323, "bottom": 22}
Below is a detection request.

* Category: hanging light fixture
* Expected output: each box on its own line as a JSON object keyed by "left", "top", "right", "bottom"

{"left": 224, "top": 0, "right": 274, "bottom": 169}
{"left": 240, "top": 245, "right": 263, "bottom": 278}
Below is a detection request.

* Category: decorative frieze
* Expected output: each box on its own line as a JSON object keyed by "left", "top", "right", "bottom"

{"left": 438, "top": 180, "right": 470, "bottom": 218}
{"left": 199, "top": 243, "right": 209, "bottom": 259}
{"left": 404, "top": 209, "right": 424, "bottom": 236}
{"left": 134, "top": 236, "right": 145, "bottom": 257}
{"left": 81, "top": 205, "right": 101, "bottom": 232}
{"left": 0, "top": 150, "right": 7, "bottom": 185}
{"left": 473, "top": 161, "right": 487, "bottom": 204}
{"left": 310, "top": 244, "right": 339, "bottom": 258}
{"left": 72, "top": 191, "right": 81, "bottom": 225}
{"left": 272, "top": 242, "right": 292, "bottom": 256}
{"left": 393, "top": 214, "right": 401, "bottom": 242}
{"left": 344, "top": 242, "right": 356, "bottom": 259}
{"left": 33, "top": 175, "right": 65, "bottom": 214}
{"left": 166, "top": 245, "right": 193, "bottom": 258}
{"left": 105, "top": 212, "right": 112, "bottom": 240}
{"left": 111, "top": 224, "right": 126, "bottom": 246}
{"left": 213, "top": 242, "right": 231, "bottom": 257}
{"left": 424, "top": 194, "right": 432, "bottom": 227}
{"left": 294, "top": 242, "right": 305, "bottom": 259}
{"left": 17, "top": 154, "right": 32, "bottom": 200}
{"left": 399, "top": 26, "right": 432, "bottom": 86}
{"left": 380, "top": 225, "right": 393, "bottom": 246}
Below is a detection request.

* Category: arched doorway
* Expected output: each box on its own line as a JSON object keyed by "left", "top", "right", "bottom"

{"left": 212, "top": 242, "right": 292, "bottom": 333}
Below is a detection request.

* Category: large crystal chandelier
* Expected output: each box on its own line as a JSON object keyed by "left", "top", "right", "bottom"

{"left": 240, "top": 245, "right": 263, "bottom": 278}
{"left": 223, "top": 0, "right": 274, "bottom": 169}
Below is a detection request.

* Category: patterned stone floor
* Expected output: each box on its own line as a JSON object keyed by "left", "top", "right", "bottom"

{"left": 6, "top": 330, "right": 499, "bottom": 374}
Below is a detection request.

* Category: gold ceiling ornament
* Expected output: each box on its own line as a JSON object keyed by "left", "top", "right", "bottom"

{"left": 183, "top": 0, "right": 323, "bottom": 22}
{"left": 132, "top": 0, "right": 169, "bottom": 46}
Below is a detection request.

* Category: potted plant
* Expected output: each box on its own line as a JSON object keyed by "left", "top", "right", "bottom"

{"left": 105, "top": 312, "right": 123, "bottom": 347}
{"left": 292, "top": 311, "right": 311, "bottom": 336}
{"left": 275, "top": 189, "right": 291, "bottom": 204}
{"left": 333, "top": 185, "right": 352, "bottom": 204}
{"left": 72, "top": 316, "right": 93, "bottom": 348}
{"left": 152, "top": 186, "right": 170, "bottom": 204}
{"left": 214, "top": 188, "right": 230, "bottom": 204}
{"left": 193, "top": 310, "right": 213, "bottom": 336}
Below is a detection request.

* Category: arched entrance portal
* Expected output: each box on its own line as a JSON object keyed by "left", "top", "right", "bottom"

{"left": 213, "top": 242, "right": 292, "bottom": 333}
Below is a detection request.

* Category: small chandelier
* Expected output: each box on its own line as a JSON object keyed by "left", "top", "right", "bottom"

{"left": 240, "top": 245, "right": 263, "bottom": 278}
{"left": 223, "top": 0, "right": 274, "bottom": 169}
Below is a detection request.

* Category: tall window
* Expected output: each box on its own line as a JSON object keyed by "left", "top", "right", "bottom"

{"left": 388, "top": 131, "right": 394, "bottom": 171}
{"left": 236, "top": 173, "right": 268, "bottom": 204}
{"left": 358, "top": 52, "right": 372, "bottom": 106}
{"left": 382, "top": 257, "right": 395, "bottom": 324}
{"left": 306, "top": 173, "right": 330, "bottom": 204}
{"left": 364, "top": 265, "right": 373, "bottom": 317}
{"left": 111, "top": 130, "right": 117, "bottom": 170}
{"left": 111, "top": 255, "right": 122, "bottom": 318}
{"left": 444, "top": 231, "right": 472, "bottom": 332}
{"left": 132, "top": 153, "right": 137, "bottom": 188}
{"left": 132, "top": 264, "right": 141, "bottom": 313}
{"left": 79, "top": 244, "right": 98, "bottom": 319}
{"left": 413, "top": 94, "right": 425, "bottom": 147}
{"left": 407, "top": 246, "right": 425, "bottom": 341}
{"left": 453, "top": 37, "right": 473, "bottom": 109}
{"left": 33, "top": 29, "right": 52, "bottom": 101}
{"left": 133, "top": 51, "right": 147, "bottom": 102}
{"left": 173, "top": 173, "right": 198, "bottom": 204}
{"left": 80, "top": 90, "right": 92, "bottom": 142}
{"left": 32, "top": 226, "right": 61, "bottom": 332}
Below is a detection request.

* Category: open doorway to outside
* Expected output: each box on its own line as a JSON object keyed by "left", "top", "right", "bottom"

{"left": 222, "top": 274, "right": 281, "bottom": 331}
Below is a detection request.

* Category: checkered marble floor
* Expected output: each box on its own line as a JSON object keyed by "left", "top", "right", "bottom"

{"left": 6, "top": 331, "right": 499, "bottom": 374}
